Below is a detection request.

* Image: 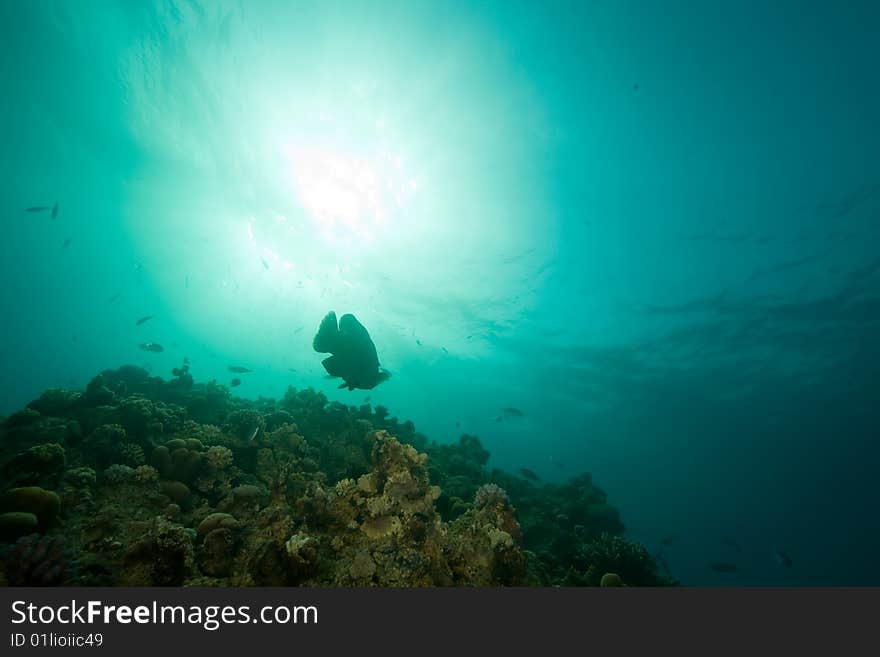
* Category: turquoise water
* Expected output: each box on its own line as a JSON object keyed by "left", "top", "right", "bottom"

{"left": 2, "top": 0, "right": 878, "bottom": 585}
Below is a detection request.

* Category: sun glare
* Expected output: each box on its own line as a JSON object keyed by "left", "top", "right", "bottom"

{"left": 285, "top": 138, "right": 418, "bottom": 245}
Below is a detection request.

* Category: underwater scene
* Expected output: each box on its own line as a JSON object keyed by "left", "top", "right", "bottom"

{"left": 1, "top": 0, "right": 878, "bottom": 587}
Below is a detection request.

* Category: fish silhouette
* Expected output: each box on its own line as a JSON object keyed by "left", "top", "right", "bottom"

{"left": 313, "top": 311, "right": 390, "bottom": 391}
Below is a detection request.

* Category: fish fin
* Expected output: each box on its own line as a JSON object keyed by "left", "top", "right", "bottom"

{"left": 322, "top": 355, "right": 344, "bottom": 377}
{"left": 313, "top": 311, "right": 340, "bottom": 353}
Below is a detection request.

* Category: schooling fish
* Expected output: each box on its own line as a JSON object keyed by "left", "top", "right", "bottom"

{"left": 228, "top": 365, "right": 252, "bottom": 374}
{"left": 230, "top": 378, "right": 241, "bottom": 387}
{"left": 136, "top": 315, "right": 155, "bottom": 326}
{"left": 138, "top": 342, "right": 164, "bottom": 353}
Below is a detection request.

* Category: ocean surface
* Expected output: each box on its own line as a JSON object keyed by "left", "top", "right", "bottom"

{"left": 1, "top": 0, "right": 879, "bottom": 585}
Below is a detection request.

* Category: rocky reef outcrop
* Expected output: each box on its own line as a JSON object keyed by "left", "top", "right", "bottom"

{"left": 0, "top": 365, "right": 673, "bottom": 587}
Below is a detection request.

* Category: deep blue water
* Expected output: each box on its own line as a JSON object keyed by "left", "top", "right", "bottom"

{"left": 2, "top": 0, "right": 879, "bottom": 585}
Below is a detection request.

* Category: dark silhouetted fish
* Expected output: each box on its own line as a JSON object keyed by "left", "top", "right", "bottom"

{"left": 230, "top": 378, "right": 241, "bottom": 387}
{"left": 138, "top": 342, "right": 164, "bottom": 353}
{"left": 502, "top": 407, "right": 524, "bottom": 417}
{"left": 313, "top": 311, "right": 390, "bottom": 391}
{"left": 107, "top": 293, "right": 120, "bottom": 303}
{"left": 261, "top": 257, "right": 269, "bottom": 270}
{"left": 183, "top": 357, "right": 190, "bottom": 364}
{"left": 62, "top": 237, "right": 72, "bottom": 248}
{"left": 442, "top": 346, "right": 448, "bottom": 353}
{"left": 228, "top": 365, "right": 252, "bottom": 373}
{"left": 136, "top": 315, "right": 155, "bottom": 326}
{"left": 364, "top": 395, "right": 371, "bottom": 403}
{"left": 25, "top": 206, "right": 51, "bottom": 213}
{"left": 51, "top": 202, "right": 58, "bottom": 219}
{"left": 709, "top": 562, "right": 740, "bottom": 573}
{"left": 416, "top": 339, "right": 422, "bottom": 346}
{"left": 519, "top": 468, "right": 540, "bottom": 482}
{"left": 721, "top": 537, "right": 743, "bottom": 553}
{"left": 774, "top": 549, "right": 792, "bottom": 568}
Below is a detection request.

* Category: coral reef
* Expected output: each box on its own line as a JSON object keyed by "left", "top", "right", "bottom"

{"left": 0, "top": 364, "right": 672, "bottom": 587}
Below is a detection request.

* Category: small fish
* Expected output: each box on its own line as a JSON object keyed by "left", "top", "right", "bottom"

{"left": 416, "top": 339, "right": 422, "bottom": 346}
{"left": 183, "top": 357, "right": 189, "bottom": 364}
{"left": 288, "top": 368, "right": 297, "bottom": 373}
{"left": 721, "top": 537, "right": 743, "bottom": 553}
{"left": 230, "top": 378, "right": 241, "bottom": 387}
{"left": 549, "top": 455, "right": 566, "bottom": 470}
{"left": 136, "top": 315, "right": 155, "bottom": 326}
{"left": 51, "top": 202, "right": 58, "bottom": 219}
{"left": 25, "top": 206, "right": 51, "bottom": 213}
{"left": 632, "top": 83, "right": 640, "bottom": 92}
{"left": 138, "top": 342, "right": 164, "bottom": 353}
{"left": 502, "top": 407, "right": 524, "bottom": 417}
{"left": 294, "top": 326, "right": 304, "bottom": 334}
{"left": 455, "top": 420, "right": 461, "bottom": 428}
{"left": 466, "top": 334, "right": 474, "bottom": 340}
{"left": 107, "top": 292, "right": 120, "bottom": 303}
{"left": 261, "top": 257, "right": 269, "bottom": 270}
{"left": 660, "top": 534, "right": 679, "bottom": 547}
{"left": 247, "top": 426, "right": 260, "bottom": 443}
{"left": 364, "top": 395, "right": 371, "bottom": 403}
{"left": 709, "top": 562, "right": 740, "bottom": 573}
{"left": 495, "top": 416, "right": 503, "bottom": 423}
{"left": 519, "top": 468, "right": 540, "bottom": 482}
{"left": 774, "top": 549, "right": 792, "bottom": 568}
{"left": 62, "top": 237, "right": 72, "bottom": 248}
{"left": 228, "top": 365, "right": 252, "bottom": 374}
{"left": 441, "top": 346, "right": 448, "bottom": 354}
